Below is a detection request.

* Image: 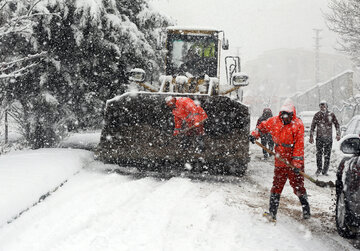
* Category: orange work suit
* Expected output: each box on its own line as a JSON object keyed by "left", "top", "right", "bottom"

{"left": 251, "top": 102, "right": 306, "bottom": 196}
{"left": 172, "top": 97, "right": 207, "bottom": 136}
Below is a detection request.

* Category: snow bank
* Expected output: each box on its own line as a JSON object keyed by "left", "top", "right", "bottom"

{"left": 59, "top": 131, "right": 101, "bottom": 150}
{"left": 0, "top": 149, "right": 94, "bottom": 227}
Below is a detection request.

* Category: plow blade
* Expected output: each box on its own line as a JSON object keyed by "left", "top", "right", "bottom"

{"left": 95, "top": 92, "right": 250, "bottom": 176}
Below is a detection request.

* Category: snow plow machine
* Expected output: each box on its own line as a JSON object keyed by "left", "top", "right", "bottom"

{"left": 96, "top": 27, "right": 250, "bottom": 178}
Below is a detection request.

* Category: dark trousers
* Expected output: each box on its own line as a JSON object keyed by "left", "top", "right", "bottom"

{"left": 180, "top": 134, "right": 205, "bottom": 172}
{"left": 261, "top": 134, "right": 274, "bottom": 158}
{"left": 316, "top": 137, "right": 333, "bottom": 174}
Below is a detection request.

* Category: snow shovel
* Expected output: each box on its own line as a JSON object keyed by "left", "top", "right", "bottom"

{"left": 254, "top": 141, "right": 335, "bottom": 188}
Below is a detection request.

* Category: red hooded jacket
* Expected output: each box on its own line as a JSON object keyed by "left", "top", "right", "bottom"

{"left": 251, "top": 102, "right": 304, "bottom": 169}
{"left": 172, "top": 97, "right": 207, "bottom": 135}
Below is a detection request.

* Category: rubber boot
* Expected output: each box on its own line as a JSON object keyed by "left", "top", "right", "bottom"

{"left": 353, "top": 234, "right": 360, "bottom": 249}
{"left": 299, "top": 194, "right": 311, "bottom": 219}
{"left": 354, "top": 238, "right": 360, "bottom": 249}
{"left": 263, "top": 152, "right": 268, "bottom": 159}
{"left": 269, "top": 193, "right": 280, "bottom": 220}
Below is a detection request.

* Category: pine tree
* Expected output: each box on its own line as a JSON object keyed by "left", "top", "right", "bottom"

{"left": 0, "top": 0, "right": 172, "bottom": 148}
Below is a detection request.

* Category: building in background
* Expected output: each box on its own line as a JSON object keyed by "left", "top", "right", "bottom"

{"left": 242, "top": 48, "right": 355, "bottom": 117}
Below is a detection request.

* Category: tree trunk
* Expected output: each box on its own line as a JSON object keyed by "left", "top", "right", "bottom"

{"left": 20, "top": 100, "right": 31, "bottom": 143}
{"left": 4, "top": 109, "right": 8, "bottom": 144}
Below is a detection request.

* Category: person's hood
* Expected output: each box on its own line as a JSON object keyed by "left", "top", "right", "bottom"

{"left": 279, "top": 98, "right": 296, "bottom": 119}
{"left": 262, "top": 108, "right": 273, "bottom": 119}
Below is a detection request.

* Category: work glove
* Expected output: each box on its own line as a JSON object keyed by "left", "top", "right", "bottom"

{"left": 293, "top": 167, "right": 301, "bottom": 174}
{"left": 248, "top": 135, "right": 256, "bottom": 144}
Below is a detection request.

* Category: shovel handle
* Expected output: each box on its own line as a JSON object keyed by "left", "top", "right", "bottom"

{"left": 254, "top": 141, "right": 333, "bottom": 188}
{"left": 176, "top": 118, "right": 207, "bottom": 136}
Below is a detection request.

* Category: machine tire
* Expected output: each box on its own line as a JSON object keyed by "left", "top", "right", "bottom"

{"left": 336, "top": 191, "right": 357, "bottom": 239}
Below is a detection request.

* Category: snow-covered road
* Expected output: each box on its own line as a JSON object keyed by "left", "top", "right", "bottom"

{"left": 0, "top": 140, "right": 356, "bottom": 251}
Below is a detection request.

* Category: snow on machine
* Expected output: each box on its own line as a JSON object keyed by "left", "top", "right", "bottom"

{"left": 95, "top": 26, "right": 250, "bottom": 177}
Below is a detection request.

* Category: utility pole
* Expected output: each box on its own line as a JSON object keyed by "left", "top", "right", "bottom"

{"left": 313, "top": 29, "right": 322, "bottom": 84}
{"left": 313, "top": 29, "right": 322, "bottom": 104}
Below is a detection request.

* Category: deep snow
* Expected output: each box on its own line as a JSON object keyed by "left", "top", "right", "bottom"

{"left": 0, "top": 149, "right": 93, "bottom": 227}
{"left": 0, "top": 122, "right": 357, "bottom": 250}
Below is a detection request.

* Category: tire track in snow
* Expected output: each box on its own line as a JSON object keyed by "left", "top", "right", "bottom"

{"left": 0, "top": 170, "right": 167, "bottom": 251}
{"left": 3, "top": 170, "right": 81, "bottom": 228}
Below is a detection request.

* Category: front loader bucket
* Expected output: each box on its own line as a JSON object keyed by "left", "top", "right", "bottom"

{"left": 96, "top": 92, "right": 250, "bottom": 176}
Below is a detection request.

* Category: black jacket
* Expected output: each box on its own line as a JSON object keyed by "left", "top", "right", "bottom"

{"left": 310, "top": 110, "right": 340, "bottom": 139}
{"left": 257, "top": 108, "right": 273, "bottom": 137}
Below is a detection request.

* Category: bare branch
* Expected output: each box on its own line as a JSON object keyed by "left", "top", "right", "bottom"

{"left": 325, "top": 0, "right": 360, "bottom": 65}
{"left": 0, "top": 62, "right": 39, "bottom": 79}
{"left": 0, "top": 0, "right": 8, "bottom": 12}
{"left": 27, "top": 0, "right": 43, "bottom": 16}
{"left": 0, "top": 11, "right": 61, "bottom": 38}
{"left": 0, "top": 51, "right": 47, "bottom": 68}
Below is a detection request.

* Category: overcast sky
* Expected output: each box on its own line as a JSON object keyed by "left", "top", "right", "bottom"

{"left": 149, "top": 0, "right": 340, "bottom": 62}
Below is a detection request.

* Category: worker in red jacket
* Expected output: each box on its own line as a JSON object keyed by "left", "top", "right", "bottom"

{"left": 249, "top": 99, "right": 310, "bottom": 221}
{"left": 166, "top": 96, "right": 207, "bottom": 151}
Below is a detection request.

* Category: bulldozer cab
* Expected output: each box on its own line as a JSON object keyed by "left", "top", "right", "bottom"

{"left": 165, "top": 28, "right": 219, "bottom": 77}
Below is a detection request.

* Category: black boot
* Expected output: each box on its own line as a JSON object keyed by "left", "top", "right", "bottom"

{"left": 299, "top": 194, "right": 311, "bottom": 219}
{"left": 354, "top": 234, "right": 360, "bottom": 249}
{"left": 268, "top": 193, "right": 280, "bottom": 220}
{"left": 264, "top": 152, "right": 268, "bottom": 159}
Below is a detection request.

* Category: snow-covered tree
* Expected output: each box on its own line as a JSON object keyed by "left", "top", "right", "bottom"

{"left": 0, "top": 0, "right": 172, "bottom": 148}
{"left": 0, "top": 0, "right": 51, "bottom": 147}
{"left": 326, "top": 0, "right": 360, "bottom": 65}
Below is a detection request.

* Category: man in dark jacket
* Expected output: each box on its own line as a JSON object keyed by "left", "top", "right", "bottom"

{"left": 309, "top": 100, "right": 341, "bottom": 176}
{"left": 256, "top": 108, "right": 274, "bottom": 159}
